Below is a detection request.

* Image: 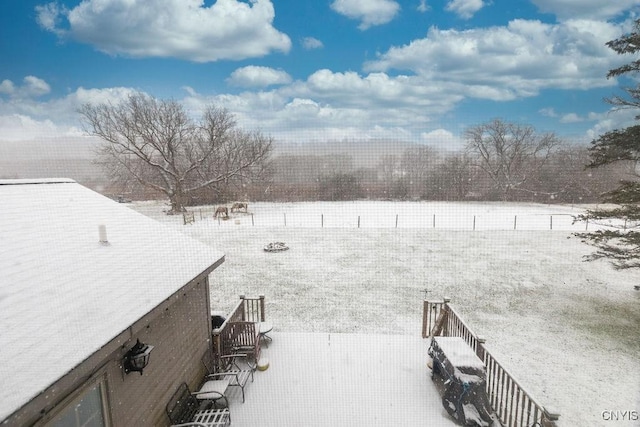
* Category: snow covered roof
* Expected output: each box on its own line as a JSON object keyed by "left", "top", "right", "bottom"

{"left": 0, "top": 179, "right": 224, "bottom": 421}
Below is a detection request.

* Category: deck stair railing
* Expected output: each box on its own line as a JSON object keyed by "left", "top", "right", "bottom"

{"left": 211, "top": 295, "right": 265, "bottom": 369}
{"left": 423, "top": 298, "right": 560, "bottom": 427}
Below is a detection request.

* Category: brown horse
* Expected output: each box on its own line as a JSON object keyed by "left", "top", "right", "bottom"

{"left": 214, "top": 206, "right": 229, "bottom": 219}
{"left": 230, "top": 202, "right": 248, "bottom": 213}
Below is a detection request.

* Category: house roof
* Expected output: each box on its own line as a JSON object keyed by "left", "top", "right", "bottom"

{"left": 0, "top": 179, "right": 225, "bottom": 421}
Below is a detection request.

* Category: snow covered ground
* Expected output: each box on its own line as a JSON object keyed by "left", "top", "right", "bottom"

{"left": 225, "top": 332, "right": 459, "bottom": 426}
{"left": 131, "top": 200, "right": 640, "bottom": 426}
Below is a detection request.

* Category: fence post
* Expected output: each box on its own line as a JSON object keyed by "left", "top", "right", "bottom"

{"left": 251, "top": 213, "right": 254, "bottom": 226}
{"left": 473, "top": 215, "right": 476, "bottom": 231}
{"left": 550, "top": 215, "right": 553, "bottom": 230}
{"left": 585, "top": 219, "right": 588, "bottom": 231}
{"left": 395, "top": 214, "right": 398, "bottom": 228}
{"left": 321, "top": 214, "right": 324, "bottom": 228}
{"left": 358, "top": 216, "right": 360, "bottom": 228}
{"left": 433, "top": 214, "right": 436, "bottom": 228}
{"left": 284, "top": 213, "right": 287, "bottom": 227}
{"left": 514, "top": 215, "right": 517, "bottom": 230}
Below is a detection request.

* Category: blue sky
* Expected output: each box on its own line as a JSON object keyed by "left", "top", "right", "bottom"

{"left": 1, "top": 0, "right": 639, "bottom": 151}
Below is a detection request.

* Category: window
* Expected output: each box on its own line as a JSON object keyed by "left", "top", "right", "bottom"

{"left": 46, "top": 382, "right": 108, "bottom": 427}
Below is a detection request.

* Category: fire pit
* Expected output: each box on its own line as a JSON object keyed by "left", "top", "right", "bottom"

{"left": 264, "top": 242, "right": 289, "bottom": 252}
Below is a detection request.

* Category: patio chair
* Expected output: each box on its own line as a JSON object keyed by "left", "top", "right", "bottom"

{"left": 166, "top": 382, "right": 230, "bottom": 427}
{"left": 192, "top": 374, "right": 231, "bottom": 409}
{"left": 226, "top": 321, "right": 261, "bottom": 363}
{"left": 203, "top": 350, "right": 255, "bottom": 403}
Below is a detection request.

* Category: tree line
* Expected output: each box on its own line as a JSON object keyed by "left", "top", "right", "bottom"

{"left": 260, "top": 135, "right": 625, "bottom": 204}
{"left": 85, "top": 96, "right": 627, "bottom": 207}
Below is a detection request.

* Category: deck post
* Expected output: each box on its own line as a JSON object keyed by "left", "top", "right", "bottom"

{"left": 442, "top": 297, "right": 451, "bottom": 335}
{"left": 476, "top": 335, "right": 486, "bottom": 360}
{"left": 239, "top": 294, "right": 247, "bottom": 320}
{"left": 541, "top": 407, "right": 560, "bottom": 426}
{"left": 422, "top": 300, "right": 429, "bottom": 338}
{"left": 431, "top": 302, "right": 450, "bottom": 337}
{"left": 259, "top": 294, "right": 266, "bottom": 322}
{"left": 211, "top": 328, "right": 222, "bottom": 369}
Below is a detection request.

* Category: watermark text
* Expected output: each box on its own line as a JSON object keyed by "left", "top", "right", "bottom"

{"left": 601, "top": 410, "right": 638, "bottom": 422}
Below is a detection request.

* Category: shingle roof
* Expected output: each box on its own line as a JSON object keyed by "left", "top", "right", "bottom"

{"left": 0, "top": 179, "right": 224, "bottom": 421}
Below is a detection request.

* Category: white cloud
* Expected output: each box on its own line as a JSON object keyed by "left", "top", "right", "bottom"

{"left": 445, "top": 0, "right": 485, "bottom": 20}
{"left": 330, "top": 0, "right": 400, "bottom": 30}
{"left": 585, "top": 108, "right": 637, "bottom": 141}
{"left": 22, "top": 76, "right": 51, "bottom": 98}
{"left": 67, "top": 87, "right": 137, "bottom": 108}
{"left": 531, "top": 0, "right": 640, "bottom": 20}
{"left": 227, "top": 66, "right": 292, "bottom": 88}
{"left": 178, "top": 78, "right": 451, "bottom": 145}
{"left": 587, "top": 111, "right": 605, "bottom": 121}
{"left": 36, "top": 0, "right": 291, "bottom": 62}
{"left": 0, "top": 114, "right": 60, "bottom": 141}
{"left": 34, "top": 2, "right": 66, "bottom": 36}
{"left": 302, "top": 37, "right": 324, "bottom": 50}
{"left": 0, "top": 76, "right": 50, "bottom": 99}
{"left": 420, "top": 128, "right": 462, "bottom": 148}
{"left": 0, "top": 80, "right": 16, "bottom": 95}
{"left": 539, "top": 108, "right": 558, "bottom": 117}
{"left": 0, "top": 80, "right": 136, "bottom": 139}
{"left": 182, "top": 86, "right": 198, "bottom": 97}
{"left": 364, "top": 20, "right": 626, "bottom": 101}
{"left": 417, "top": 0, "right": 430, "bottom": 13}
{"left": 559, "top": 113, "right": 584, "bottom": 123}
{"left": 298, "top": 69, "right": 463, "bottom": 113}
{"left": 5, "top": 0, "right": 639, "bottom": 151}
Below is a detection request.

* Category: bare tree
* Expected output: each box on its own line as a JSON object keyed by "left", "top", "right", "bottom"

{"left": 378, "top": 154, "right": 398, "bottom": 198}
{"left": 432, "top": 152, "right": 475, "bottom": 200}
{"left": 80, "top": 92, "right": 272, "bottom": 213}
{"left": 401, "top": 145, "right": 438, "bottom": 198}
{"left": 464, "top": 119, "right": 560, "bottom": 200}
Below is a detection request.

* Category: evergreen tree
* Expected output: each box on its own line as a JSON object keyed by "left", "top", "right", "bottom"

{"left": 576, "top": 20, "right": 640, "bottom": 270}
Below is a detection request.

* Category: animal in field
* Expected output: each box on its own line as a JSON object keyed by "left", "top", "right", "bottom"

{"left": 214, "top": 206, "right": 229, "bottom": 219}
{"left": 231, "top": 202, "right": 248, "bottom": 213}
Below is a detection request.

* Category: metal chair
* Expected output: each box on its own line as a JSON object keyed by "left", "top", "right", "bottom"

{"left": 203, "top": 351, "right": 255, "bottom": 403}
{"left": 166, "top": 383, "right": 230, "bottom": 427}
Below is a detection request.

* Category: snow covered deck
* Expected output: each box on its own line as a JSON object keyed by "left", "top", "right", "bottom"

{"left": 223, "top": 333, "right": 458, "bottom": 426}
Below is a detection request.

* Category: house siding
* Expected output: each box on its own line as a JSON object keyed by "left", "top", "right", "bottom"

{"left": 6, "top": 273, "right": 213, "bottom": 427}
{"left": 106, "top": 275, "right": 212, "bottom": 426}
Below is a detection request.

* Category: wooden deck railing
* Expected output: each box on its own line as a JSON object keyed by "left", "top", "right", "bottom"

{"left": 211, "top": 295, "right": 265, "bottom": 370}
{"left": 423, "top": 299, "right": 560, "bottom": 427}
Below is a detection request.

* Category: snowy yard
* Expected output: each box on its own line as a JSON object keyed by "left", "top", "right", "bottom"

{"left": 130, "top": 200, "right": 640, "bottom": 426}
